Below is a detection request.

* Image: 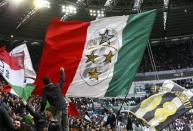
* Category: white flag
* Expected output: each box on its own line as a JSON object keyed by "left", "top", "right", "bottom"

{"left": 10, "top": 44, "right": 36, "bottom": 84}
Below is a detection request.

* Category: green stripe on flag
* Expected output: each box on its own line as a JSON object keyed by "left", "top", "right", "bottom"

{"left": 105, "top": 10, "right": 156, "bottom": 97}
{"left": 11, "top": 84, "right": 35, "bottom": 100}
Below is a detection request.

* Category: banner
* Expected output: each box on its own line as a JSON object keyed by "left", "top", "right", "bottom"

{"left": 130, "top": 81, "right": 193, "bottom": 131}
{"left": 34, "top": 10, "right": 156, "bottom": 97}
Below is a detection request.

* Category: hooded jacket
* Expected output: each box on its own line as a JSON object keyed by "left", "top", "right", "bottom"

{"left": 41, "top": 70, "right": 66, "bottom": 112}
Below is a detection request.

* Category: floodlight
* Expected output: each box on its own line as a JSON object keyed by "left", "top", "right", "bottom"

{"left": 61, "top": 5, "right": 77, "bottom": 15}
{"left": 89, "top": 9, "right": 105, "bottom": 17}
{"left": 34, "top": 0, "right": 50, "bottom": 9}
{"left": 9, "top": 0, "right": 25, "bottom": 5}
{"left": 68, "top": 6, "right": 74, "bottom": 12}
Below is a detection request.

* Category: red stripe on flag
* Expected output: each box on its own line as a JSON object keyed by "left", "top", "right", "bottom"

{"left": 0, "top": 47, "right": 23, "bottom": 70}
{"left": 68, "top": 102, "right": 80, "bottom": 117}
{"left": 33, "top": 18, "right": 90, "bottom": 95}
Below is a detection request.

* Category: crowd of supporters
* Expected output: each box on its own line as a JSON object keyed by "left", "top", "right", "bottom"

{"left": 171, "top": 113, "right": 193, "bottom": 131}
{"left": 0, "top": 89, "right": 138, "bottom": 131}
{"left": 139, "top": 41, "right": 193, "bottom": 72}
{"left": 1, "top": 39, "right": 193, "bottom": 130}
{"left": 2, "top": 87, "right": 193, "bottom": 131}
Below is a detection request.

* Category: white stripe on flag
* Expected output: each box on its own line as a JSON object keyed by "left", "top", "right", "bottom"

{"left": 10, "top": 44, "right": 36, "bottom": 84}
{"left": 2, "top": 62, "right": 24, "bottom": 87}
{"left": 66, "top": 15, "right": 129, "bottom": 97}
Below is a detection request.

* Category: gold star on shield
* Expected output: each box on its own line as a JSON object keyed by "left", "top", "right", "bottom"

{"left": 104, "top": 51, "right": 114, "bottom": 63}
{"left": 88, "top": 68, "right": 101, "bottom": 80}
{"left": 86, "top": 51, "right": 98, "bottom": 63}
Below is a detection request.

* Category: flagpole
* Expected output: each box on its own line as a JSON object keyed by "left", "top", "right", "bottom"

{"left": 115, "top": 89, "right": 130, "bottom": 130}
{"left": 115, "top": 1, "right": 143, "bottom": 121}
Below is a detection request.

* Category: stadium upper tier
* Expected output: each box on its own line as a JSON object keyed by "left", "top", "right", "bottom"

{"left": 0, "top": 0, "right": 193, "bottom": 39}
{"left": 139, "top": 41, "right": 193, "bottom": 73}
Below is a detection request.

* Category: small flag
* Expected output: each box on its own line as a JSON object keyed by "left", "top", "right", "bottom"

{"left": 0, "top": 46, "right": 35, "bottom": 100}
{"left": 9, "top": 44, "right": 36, "bottom": 100}
{"left": 0, "top": 47, "right": 25, "bottom": 88}
{"left": 10, "top": 44, "right": 36, "bottom": 84}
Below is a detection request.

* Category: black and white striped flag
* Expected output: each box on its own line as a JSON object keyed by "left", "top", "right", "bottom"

{"left": 130, "top": 80, "right": 193, "bottom": 131}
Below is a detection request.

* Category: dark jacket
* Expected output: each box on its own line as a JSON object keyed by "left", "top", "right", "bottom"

{"left": 41, "top": 71, "right": 66, "bottom": 112}
{"left": 48, "top": 120, "right": 62, "bottom": 131}
{"left": 126, "top": 117, "right": 133, "bottom": 130}
{"left": 26, "top": 105, "right": 47, "bottom": 130}
{"left": 0, "top": 105, "right": 14, "bottom": 131}
{"left": 104, "top": 113, "right": 116, "bottom": 129}
{"left": 26, "top": 105, "right": 62, "bottom": 131}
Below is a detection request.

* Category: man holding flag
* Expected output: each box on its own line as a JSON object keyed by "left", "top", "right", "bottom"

{"left": 33, "top": 9, "right": 157, "bottom": 130}
{"left": 34, "top": 10, "right": 156, "bottom": 97}
{"left": 40, "top": 67, "right": 67, "bottom": 131}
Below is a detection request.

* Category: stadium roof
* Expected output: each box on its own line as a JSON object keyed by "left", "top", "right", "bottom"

{"left": 0, "top": 0, "right": 193, "bottom": 41}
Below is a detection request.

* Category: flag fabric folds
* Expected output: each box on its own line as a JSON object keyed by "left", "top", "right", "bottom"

{"left": 10, "top": 44, "right": 36, "bottom": 84}
{"left": 0, "top": 45, "right": 35, "bottom": 100}
{"left": 9, "top": 44, "right": 36, "bottom": 100}
{"left": 130, "top": 81, "right": 193, "bottom": 131}
{"left": 34, "top": 10, "right": 156, "bottom": 97}
{"left": 0, "top": 47, "right": 25, "bottom": 88}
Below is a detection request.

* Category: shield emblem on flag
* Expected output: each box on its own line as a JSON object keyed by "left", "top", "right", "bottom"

{"left": 80, "top": 28, "right": 120, "bottom": 86}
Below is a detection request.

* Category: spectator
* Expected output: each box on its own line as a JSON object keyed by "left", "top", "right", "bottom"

{"left": 24, "top": 100, "right": 48, "bottom": 131}
{"left": 102, "top": 108, "right": 116, "bottom": 131}
{"left": 46, "top": 106, "right": 62, "bottom": 131}
{"left": 41, "top": 67, "right": 67, "bottom": 131}
{"left": 0, "top": 103, "right": 14, "bottom": 131}
{"left": 126, "top": 115, "right": 133, "bottom": 131}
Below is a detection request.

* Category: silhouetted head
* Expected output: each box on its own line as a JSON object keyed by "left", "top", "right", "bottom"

{"left": 43, "top": 76, "right": 52, "bottom": 85}
{"left": 37, "top": 119, "right": 47, "bottom": 130}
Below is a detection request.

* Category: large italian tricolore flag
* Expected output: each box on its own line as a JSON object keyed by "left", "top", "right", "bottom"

{"left": 34, "top": 10, "right": 156, "bottom": 97}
